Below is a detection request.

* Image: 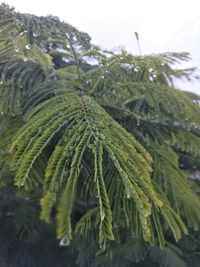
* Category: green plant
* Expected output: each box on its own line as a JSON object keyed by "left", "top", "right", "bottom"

{"left": 0, "top": 3, "right": 200, "bottom": 267}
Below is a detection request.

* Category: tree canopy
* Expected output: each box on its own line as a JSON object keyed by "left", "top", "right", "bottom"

{"left": 0, "top": 3, "right": 200, "bottom": 267}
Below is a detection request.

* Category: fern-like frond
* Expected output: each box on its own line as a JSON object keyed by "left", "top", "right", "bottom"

{"left": 94, "top": 140, "right": 114, "bottom": 248}
{"left": 152, "top": 146, "right": 200, "bottom": 230}
{"left": 0, "top": 59, "right": 48, "bottom": 116}
{"left": 96, "top": 82, "right": 200, "bottom": 128}
{"left": 9, "top": 91, "right": 187, "bottom": 247}
{"left": 92, "top": 237, "right": 147, "bottom": 267}
{"left": 150, "top": 243, "right": 187, "bottom": 267}
{"left": 75, "top": 207, "right": 99, "bottom": 235}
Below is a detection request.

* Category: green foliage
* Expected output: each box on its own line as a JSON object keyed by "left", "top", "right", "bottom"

{"left": 0, "top": 3, "right": 200, "bottom": 267}
{"left": 149, "top": 243, "right": 187, "bottom": 267}
{"left": 9, "top": 91, "right": 175, "bottom": 247}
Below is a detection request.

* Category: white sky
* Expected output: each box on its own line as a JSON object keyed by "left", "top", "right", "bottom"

{"left": 2, "top": 0, "right": 200, "bottom": 94}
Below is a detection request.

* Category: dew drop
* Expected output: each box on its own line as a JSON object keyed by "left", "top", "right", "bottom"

{"left": 153, "top": 74, "right": 157, "bottom": 78}
{"left": 23, "top": 58, "right": 28, "bottom": 62}
{"left": 59, "top": 234, "right": 70, "bottom": 246}
{"left": 25, "top": 44, "right": 31, "bottom": 50}
{"left": 134, "top": 67, "right": 139, "bottom": 72}
{"left": 15, "top": 48, "right": 20, "bottom": 52}
{"left": 149, "top": 76, "right": 153, "bottom": 81}
{"left": 101, "top": 211, "right": 105, "bottom": 221}
{"left": 148, "top": 68, "right": 154, "bottom": 73}
{"left": 101, "top": 75, "right": 105, "bottom": 79}
{"left": 33, "top": 32, "right": 38, "bottom": 37}
{"left": 0, "top": 81, "right": 3, "bottom": 85}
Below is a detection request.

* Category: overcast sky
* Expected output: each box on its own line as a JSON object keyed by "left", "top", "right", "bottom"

{"left": 2, "top": 0, "right": 200, "bottom": 94}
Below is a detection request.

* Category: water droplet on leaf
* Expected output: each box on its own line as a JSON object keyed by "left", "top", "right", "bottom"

{"left": 101, "top": 211, "right": 105, "bottom": 221}
{"left": 148, "top": 68, "right": 154, "bottom": 72}
{"left": 25, "top": 44, "right": 31, "bottom": 50}
{"left": 59, "top": 234, "right": 70, "bottom": 246}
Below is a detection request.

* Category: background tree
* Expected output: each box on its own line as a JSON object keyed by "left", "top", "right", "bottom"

{"left": 0, "top": 3, "right": 200, "bottom": 267}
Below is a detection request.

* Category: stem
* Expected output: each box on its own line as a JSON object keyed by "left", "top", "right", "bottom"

{"left": 136, "top": 39, "right": 142, "bottom": 56}
{"left": 134, "top": 32, "right": 142, "bottom": 56}
{"left": 65, "top": 34, "right": 81, "bottom": 82}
